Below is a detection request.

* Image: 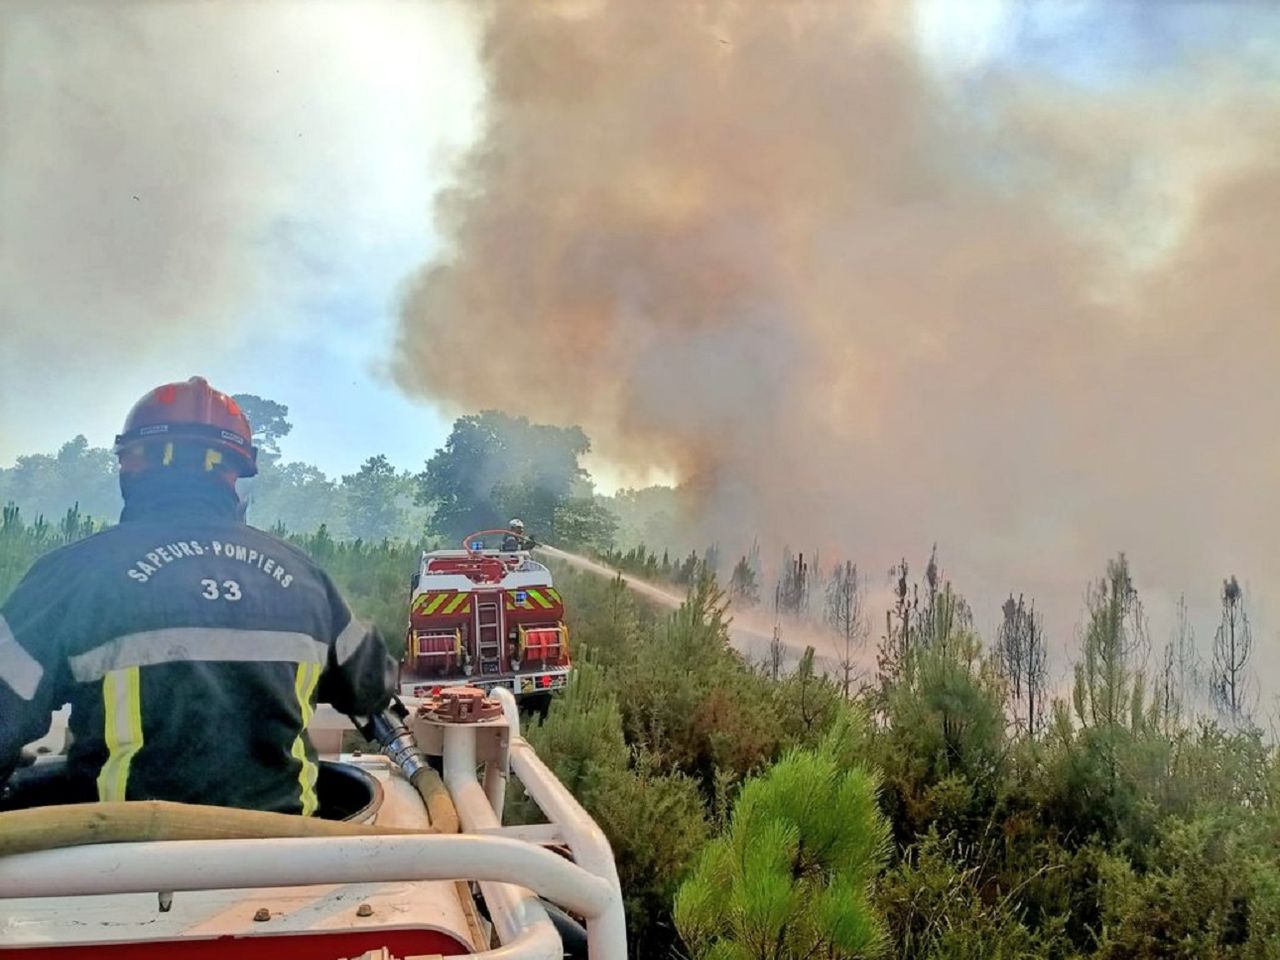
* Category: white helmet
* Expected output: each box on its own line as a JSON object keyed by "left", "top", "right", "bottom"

{"left": 509, "top": 518, "right": 525, "bottom": 532}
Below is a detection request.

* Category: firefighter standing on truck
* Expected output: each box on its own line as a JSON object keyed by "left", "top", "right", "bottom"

{"left": 500, "top": 518, "right": 536, "bottom": 552}
{"left": 0, "top": 377, "right": 396, "bottom": 815}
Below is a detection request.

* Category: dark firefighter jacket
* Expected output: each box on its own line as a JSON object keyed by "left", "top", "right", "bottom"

{"left": 0, "top": 490, "right": 396, "bottom": 815}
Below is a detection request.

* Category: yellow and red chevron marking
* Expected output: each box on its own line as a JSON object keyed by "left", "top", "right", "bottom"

{"left": 412, "top": 591, "right": 472, "bottom": 617}
{"left": 504, "top": 587, "right": 562, "bottom": 611}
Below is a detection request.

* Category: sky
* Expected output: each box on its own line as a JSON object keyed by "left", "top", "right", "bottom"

{"left": 0, "top": 0, "right": 483, "bottom": 479}
{"left": 5, "top": 1, "right": 1280, "bottom": 686}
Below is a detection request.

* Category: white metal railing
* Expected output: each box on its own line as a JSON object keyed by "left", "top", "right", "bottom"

{"left": 0, "top": 835, "right": 613, "bottom": 916}
{"left": 414, "top": 550, "right": 555, "bottom": 596}
{"left": 509, "top": 735, "right": 625, "bottom": 956}
{"left": 3, "top": 687, "right": 626, "bottom": 960}
{"left": 441, "top": 688, "right": 626, "bottom": 960}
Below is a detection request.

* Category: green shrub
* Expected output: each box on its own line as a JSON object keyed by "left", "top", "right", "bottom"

{"left": 676, "top": 714, "right": 891, "bottom": 960}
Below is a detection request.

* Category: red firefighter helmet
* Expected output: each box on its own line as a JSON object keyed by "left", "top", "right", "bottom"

{"left": 114, "top": 377, "right": 258, "bottom": 478}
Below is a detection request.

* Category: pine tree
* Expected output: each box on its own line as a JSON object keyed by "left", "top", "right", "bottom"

{"left": 1211, "top": 575, "right": 1254, "bottom": 727}
{"left": 675, "top": 713, "right": 889, "bottom": 960}
{"left": 1073, "top": 554, "right": 1148, "bottom": 730}
{"left": 825, "top": 561, "right": 868, "bottom": 697}
{"left": 995, "top": 593, "right": 1047, "bottom": 734}
{"left": 729, "top": 554, "right": 761, "bottom": 607}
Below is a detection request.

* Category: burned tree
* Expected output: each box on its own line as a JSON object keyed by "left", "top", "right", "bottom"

{"left": 768, "top": 622, "right": 786, "bottom": 681}
{"left": 1156, "top": 593, "right": 1202, "bottom": 732}
{"left": 996, "top": 593, "right": 1047, "bottom": 734}
{"left": 878, "top": 557, "right": 916, "bottom": 687}
{"left": 775, "top": 550, "right": 810, "bottom": 618}
{"left": 1155, "top": 638, "right": 1178, "bottom": 737}
{"left": 674, "top": 550, "right": 702, "bottom": 585}
{"left": 1211, "top": 575, "right": 1254, "bottom": 726}
{"left": 702, "top": 543, "right": 722, "bottom": 579}
{"left": 906, "top": 546, "right": 970, "bottom": 655}
{"left": 916, "top": 544, "right": 942, "bottom": 646}
{"left": 824, "top": 560, "right": 867, "bottom": 697}
{"left": 767, "top": 549, "right": 812, "bottom": 681}
{"left": 728, "top": 554, "right": 760, "bottom": 607}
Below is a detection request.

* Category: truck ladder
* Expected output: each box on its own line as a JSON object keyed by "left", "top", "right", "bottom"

{"left": 476, "top": 601, "right": 503, "bottom": 673}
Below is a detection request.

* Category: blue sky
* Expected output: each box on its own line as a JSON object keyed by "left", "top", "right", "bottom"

{"left": 918, "top": 0, "right": 1280, "bottom": 87}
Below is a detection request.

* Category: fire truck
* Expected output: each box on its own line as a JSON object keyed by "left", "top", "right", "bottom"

{"left": 400, "top": 531, "right": 571, "bottom": 701}
{"left": 1, "top": 687, "right": 625, "bottom": 959}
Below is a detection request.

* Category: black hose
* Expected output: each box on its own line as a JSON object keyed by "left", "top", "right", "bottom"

{"left": 540, "top": 898, "right": 589, "bottom": 959}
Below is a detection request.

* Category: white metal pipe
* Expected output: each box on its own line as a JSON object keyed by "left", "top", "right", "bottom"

{"left": 442, "top": 723, "right": 557, "bottom": 950}
{"left": 483, "top": 761, "right": 508, "bottom": 819}
{"left": 510, "top": 737, "right": 627, "bottom": 960}
{"left": 483, "top": 688, "right": 522, "bottom": 821}
{"left": 0, "top": 834, "right": 612, "bottom": 917}
{"left": 442, "top": 725, "right": 488, "bottom": 833}
{"left": 483, "top": 755, "right": 509, "bottom": 819}
{"left": 494, "top": 686, "right": 522, "bottom": 737}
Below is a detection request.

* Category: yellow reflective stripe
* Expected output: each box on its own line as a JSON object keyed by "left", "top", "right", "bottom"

{"left": 424, "top": 594, "right": 449, "bottom": 614}
{"left": 459, "top": 600, "right": 471, "bottom": 615}
{"left": 290, "top": 661, "right": 322, "bottom": 816}
{"left": 442, "top": 594, "right": 469, "bottom": 615}
{"left": 546, "top": 588, "right": 561, "bottom": 603}
{"left": 97, "top": 667, "right": 143, "bottom": 802}
{"left": 526, "top": 589, "right": 554, "bottom": 610}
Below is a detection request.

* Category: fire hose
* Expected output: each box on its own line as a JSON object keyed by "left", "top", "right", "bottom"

{"left": 355, "top": 697, "right": 460, "bottom": 834}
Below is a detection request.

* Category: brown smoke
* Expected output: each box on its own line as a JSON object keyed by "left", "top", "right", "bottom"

{"left": 394, "top": 2, "right": 1280, "bottom": 661}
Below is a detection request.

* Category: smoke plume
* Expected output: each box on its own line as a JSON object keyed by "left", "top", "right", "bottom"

{"left": 0, "top": 0, "right": 477, "bottom": 460}
{"left": 396, "top": 2, "right": 1280, "bottom": 661}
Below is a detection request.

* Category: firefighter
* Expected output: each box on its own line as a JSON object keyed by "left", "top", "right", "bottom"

{"left": 0, "top": 377, "right": 396, "bottom": 815}
{"left": 501, "top": 518, "right": 536, "bottom": 552}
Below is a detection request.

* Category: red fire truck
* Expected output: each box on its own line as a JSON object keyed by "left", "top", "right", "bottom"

{"left": 400, "top": 530, "right": 571, "bottom": 700}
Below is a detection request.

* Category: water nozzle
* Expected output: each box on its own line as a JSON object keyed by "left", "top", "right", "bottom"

{"left": 352, "top": 697, "right": 428, "bottom": 781}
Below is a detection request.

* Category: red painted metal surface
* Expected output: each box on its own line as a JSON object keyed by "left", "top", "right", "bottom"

{"left": 7, "top": 927, "right": 471, "bottom": 959}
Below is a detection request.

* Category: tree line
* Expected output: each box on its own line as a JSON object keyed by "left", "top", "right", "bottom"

{"left": 599, "top": 540, "right": 1261, "bottom": 734}
{"left": 0, "top": 398, "right": 627, "bottom": 550}
{"left": 525, "top": 552, "right": 1279, "bottom": 958}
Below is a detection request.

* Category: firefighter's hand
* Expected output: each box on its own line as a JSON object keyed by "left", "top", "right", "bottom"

{"left": 3, "top": 749, "right": 38, "bottom": 780}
